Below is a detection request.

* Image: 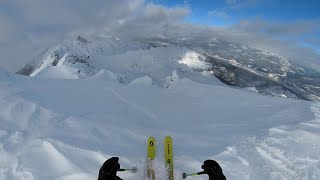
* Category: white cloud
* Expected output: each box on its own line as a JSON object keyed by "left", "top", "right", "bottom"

{"left": 208, "top": 10, "right": 229, "bottom": 19}
{"left": 227, "top": 0, "right": 262, "bottom": 10}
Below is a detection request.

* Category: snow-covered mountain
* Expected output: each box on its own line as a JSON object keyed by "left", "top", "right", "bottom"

{"left": 1, "top": 33, "right": 320, "bottom": 179}
{"left": 17, "top": 34, "right": 320, "bottom": 101}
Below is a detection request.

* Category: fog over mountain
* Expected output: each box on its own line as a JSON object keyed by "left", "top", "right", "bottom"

{"left": 0, "top": 0, "right": 319, "bottom": 72}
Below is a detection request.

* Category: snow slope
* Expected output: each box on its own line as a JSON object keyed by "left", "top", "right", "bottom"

{"left": 0, "top": 67, "right": 319, "bottom": 179}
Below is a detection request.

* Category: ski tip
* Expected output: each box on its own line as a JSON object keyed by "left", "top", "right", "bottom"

{"left": 164, "top": 136, "right": 172, "bottom": 143}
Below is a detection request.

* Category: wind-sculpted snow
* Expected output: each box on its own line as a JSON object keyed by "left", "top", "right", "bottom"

{"left": 0, "top": 69, "right": 319, "bottom": 179}
{"left": 215, "top": 102, "right": 320, "bottom": 179}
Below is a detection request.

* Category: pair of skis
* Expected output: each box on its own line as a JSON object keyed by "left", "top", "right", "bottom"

{"left": 147, "top": 136, "right": 174, "bottom": 180}
{"left": 120, "top": 136, "right": 203, "bottom": 179}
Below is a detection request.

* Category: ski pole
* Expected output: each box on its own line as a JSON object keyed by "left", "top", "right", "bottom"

{"left": 182, "top": 171, "right": 205, "bottom": 179}
{"left": 118, "top": 167, "right": 138, "bottom": 173}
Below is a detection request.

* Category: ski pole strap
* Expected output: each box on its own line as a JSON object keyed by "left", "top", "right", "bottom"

{"left": 182, "top": 171, "right": 205, "bottom": 179}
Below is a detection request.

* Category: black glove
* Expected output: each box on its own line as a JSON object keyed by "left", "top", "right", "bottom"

{"left": 201, "top": 160, "right": 226, "bottom": 180}
{"left": 98, "top": 157, "right": 122, "bottom": 180}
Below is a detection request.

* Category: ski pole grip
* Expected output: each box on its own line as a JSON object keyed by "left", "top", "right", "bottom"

{"left": 182, "top": 173, "right": 188, "bottom": 179}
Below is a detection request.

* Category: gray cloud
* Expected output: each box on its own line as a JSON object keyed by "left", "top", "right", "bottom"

{"left": 235, "top": 19, "right": 320, "bottom": 36}
{"left": 219, "top": 21, "right": 320, "bottom": 70}
{"left": 0, "top": 0, "right": 319, "bottom": 72}
{"left": 0, "top": 14, "right": 16, "bottom": 44}
{"left": 143, "top": 4, "right": 190, "bottom": 23}
{"left": 2, "top": 0, "right": 145, "bottom": 31}
{"left": 229, "top": 19, "right": 320, "bottom": 69}
{"left": 116, "top": 20, "right": 320, "bottom": 70}
{"left": 0, "top": 0, "right": 186, "bottom": 71}
{"left": 119, "top": 16, "right": 320, "bottom": 70}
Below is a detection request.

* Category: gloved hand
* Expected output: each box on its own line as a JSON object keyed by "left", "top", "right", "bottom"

{"left": 201, "top": 159, "right": 226, "bottom": 180}
{"left": 98, "top": 157, "right": 122, "bottom": 180}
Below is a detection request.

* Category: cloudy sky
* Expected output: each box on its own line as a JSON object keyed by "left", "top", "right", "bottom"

{"left": 0, "top": 0, "right": 319, "bottom": 71}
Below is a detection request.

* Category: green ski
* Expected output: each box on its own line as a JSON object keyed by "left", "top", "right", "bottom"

{"left": 147, "top": 136, "right": 156, "bottom": 180}
{"left": 164, "top": 136, "right": 174, "bottom": 180}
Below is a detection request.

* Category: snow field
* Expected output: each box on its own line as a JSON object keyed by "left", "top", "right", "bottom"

{"left": 0, "top": 69, "right": 319, "bottom": 179}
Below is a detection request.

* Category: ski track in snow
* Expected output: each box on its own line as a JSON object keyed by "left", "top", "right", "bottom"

{"left": 104, "top": 87, "right": 157, "bottom": 121}
{"left": 0, "top": 73, "right": 319, "bottom": 179}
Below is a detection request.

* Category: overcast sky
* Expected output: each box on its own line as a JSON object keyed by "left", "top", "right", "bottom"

{"left": 0, "top": 0, "right": 319, "bottom": 71}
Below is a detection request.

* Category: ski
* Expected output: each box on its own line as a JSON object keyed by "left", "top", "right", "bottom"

{"left": 147, "top": 136, "right": 156, "bottom": 180}
{"left": 164, "top": 136, "right": 174, "bottom": 180}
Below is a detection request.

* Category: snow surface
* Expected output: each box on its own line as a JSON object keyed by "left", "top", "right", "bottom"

{"left": 0, "top": 66, "right": 319, "bottom": 179}
{"left": 2, "top": 35, "right": 320, "bottom": 180}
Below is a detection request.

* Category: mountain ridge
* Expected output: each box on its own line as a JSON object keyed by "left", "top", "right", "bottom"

{"left": 16, "top": 33, "right": 320, "bottom": 101}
